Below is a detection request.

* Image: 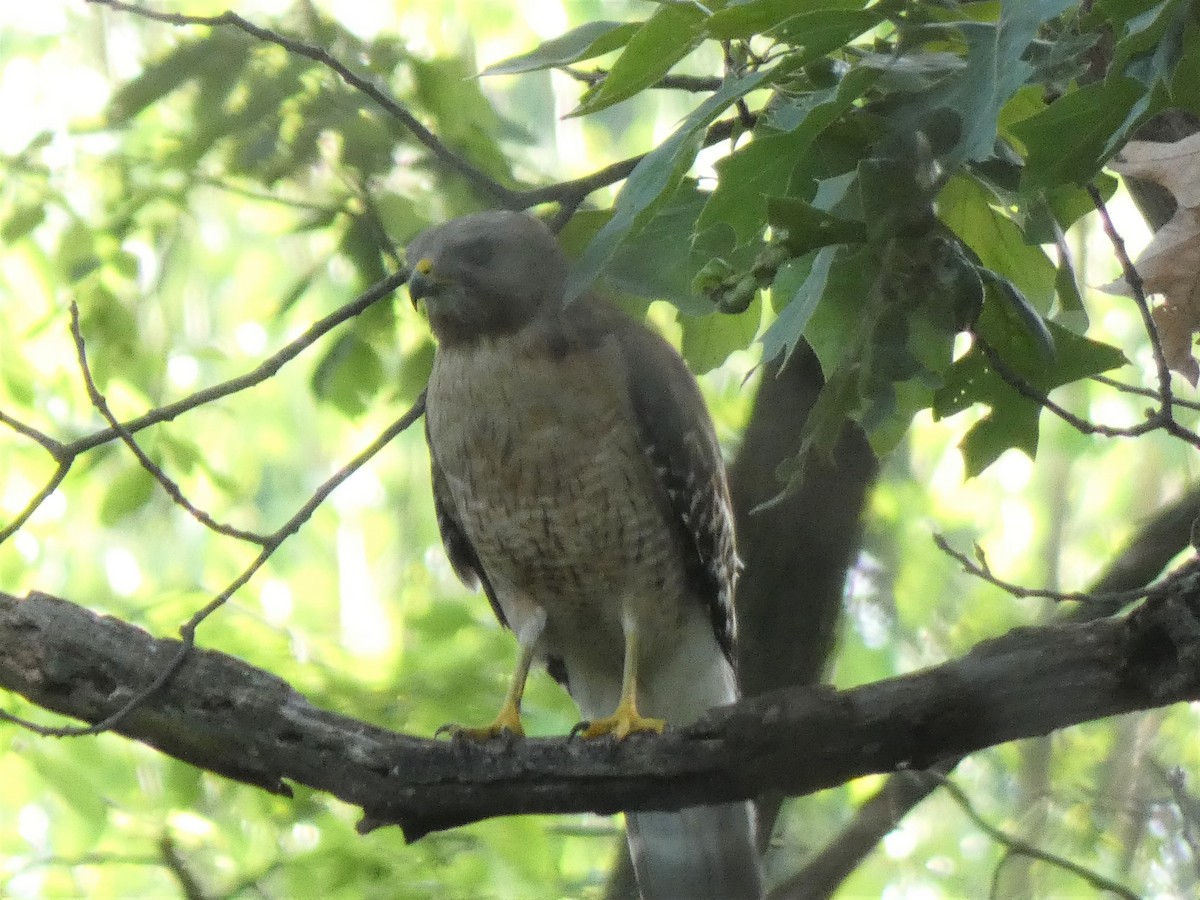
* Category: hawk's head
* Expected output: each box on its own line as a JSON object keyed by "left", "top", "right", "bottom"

{"left": 406, "top": 211, "right": 568, "bottom": 345}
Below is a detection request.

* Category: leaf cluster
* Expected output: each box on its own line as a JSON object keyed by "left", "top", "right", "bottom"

{"left": 492, "top": 0, "right": 1199, "bottom": 481}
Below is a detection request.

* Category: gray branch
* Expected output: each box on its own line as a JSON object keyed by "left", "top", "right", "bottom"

{"left": 2, "top": 587, "right": 1199, "bottom": 842}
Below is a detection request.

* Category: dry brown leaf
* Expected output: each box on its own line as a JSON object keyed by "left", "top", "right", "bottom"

{"left": 1101, "top": 132, "right": 1200, "bottom": 384}
{"left": 1110, "top": 131, "right": 1200, "bottom": 208}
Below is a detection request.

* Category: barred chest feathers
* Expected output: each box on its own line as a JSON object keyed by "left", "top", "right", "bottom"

{"left": 425, "top": 331, "right": 694, "bottom": 668}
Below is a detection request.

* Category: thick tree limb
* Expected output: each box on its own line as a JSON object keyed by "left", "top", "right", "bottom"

{"left": 3, "top": 586, "right": 1199, "bottom": 843}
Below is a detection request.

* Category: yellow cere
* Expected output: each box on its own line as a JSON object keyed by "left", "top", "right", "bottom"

{"left": 415, "top": 257, "right": 434, "bottom": 274}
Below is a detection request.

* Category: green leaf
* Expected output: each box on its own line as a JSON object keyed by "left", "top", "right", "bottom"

{"left": 57, "top": 221, "right": 101, "bottom": 283}
{"left": 410, "top": 56, "right": 514, "bottom": 182}
{"left": 856, "top": 136, "right": 940, "bottom": 241}
{"left": 1011, "top": 77, "right": 1144, "bottom": 190}
{"left": 772, "top": 10, "right": 886, "bottom": 53}
{"left": 1109, "top": 0, "right": 1189, "bottom": 82}
{"left": 566, "top": 69, "right": 770, "bottom": 301}
{"left": 938, "top": 175, "right": 1056, "bottom": 313}
{"left": 1, "top": 203, "right": 46, "bottom": 242}
{"left": 857, "top": 51, "right": 968, "bottom": 93}
{"left": 700, "top": 67, "right": 876, "bottom": 243}
{"left": 701, "top": 129, "right": 815, "bottom": 245}
{"left": 934, "top": 308, "right": 1127, "bottom": 474}
{"left": 766, "top": 197, "right": 867, "bottom": 255}
{"left": 680, "top": 294, "right": 761, "bottom": 374}
{"left": 571, "top": 5, "right": 708, "bottom": 116}
{"left": 602, "top": 187, "right": 742, "bottom": 315}
{"left": 311, "top": 332, "right": 385, "bottom": 416}
{"left": 1054, "top": 248, "right": 1087, "bottom": 331}
{"left": 918, "top": 0, "right": 1078, "bottom": 165}
{"left": 100, "top": 465, "right": 157, "bottom": 525}
{"left": 803, "top": 246, "right": 877, "bottom": 380}
{"left": 977, "top": 268, "right": 1055, "bottom": 362}
{"left": 107, "top": 32, "right": 253, "bottom": 124}
{"left": 482, "top": 21, "right": 639, "bottom": 75}
{"left": 760, "top": 247, "right": 837, "bottom": 367}
{"left": 707, "top": 0, "right": 868, "bottom": 40}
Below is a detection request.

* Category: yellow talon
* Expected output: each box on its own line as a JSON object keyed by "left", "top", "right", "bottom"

{"left": 437, "top": 699, "right": 524, "bottom": 741}
{"left": 574, "top": 613, "right": 665, "bottom": 740}
{"left": 576, "top": 696, "right": 665, "bottom": 741}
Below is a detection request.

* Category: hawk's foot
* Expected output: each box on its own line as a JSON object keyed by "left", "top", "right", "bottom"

{"left": 436, "top": 701, "right": 524, "bottom": 740}
{"left": 573, "top": 698, "right": 665, "bottom": 741}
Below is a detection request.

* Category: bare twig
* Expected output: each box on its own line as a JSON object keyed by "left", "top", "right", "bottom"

{"left": 190, "top": 173, "right": 348, "bottom": 215}
{"left": 935, "top": 776, "right": 1140, "bottom": 900}
{"left": 0, "top": 410, "right": 67, "bottom": 457}
{"left": 1091, "top": 374, "right": 1200, "bottom": 413}
{"left": 0, "top": 269, "right": 407, "bottom": 547}
{"left": 159, "top": 833, "right": 211, "bottom": 900}
{"left": 932, "top": 533, "right": 1197, "bottom": 607}
{"left": 0, "top": 395, "right": 425, "bottom": 739}
{"left": 1087, "top": 184, "right": 1177, "bottom": 417}
{"left": 69, "top": 302, "right": 273, "bottom": 545}
{"left": 86, "top": 1, "right": 758, "bottom": 216}
{"left": 85, "top": 0, "right": 520, "bottom": 207}
{"left": 67, "top": 269, "right": 408, "bottom": 456}
{"left": 973, "top": 337, "right": 1165, "bottom": 440}
{"left": 0, "top": 462, "right": 71, "bottom": 546}
{"left": 519, "top": 116, "right": 747, "bottom": 210}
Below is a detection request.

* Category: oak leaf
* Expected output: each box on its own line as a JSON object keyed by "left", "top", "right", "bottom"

{"left": 1101, "top": 131, "right": 1200, "bottom": 385}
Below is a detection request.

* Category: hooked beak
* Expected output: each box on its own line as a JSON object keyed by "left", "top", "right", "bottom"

{"left": 408, "top": 258, "right": 438, "bottom": 307}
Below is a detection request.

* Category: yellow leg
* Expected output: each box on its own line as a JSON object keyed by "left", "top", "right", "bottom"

{"left": 438, "top": 609, "right": 544, "bottom": 741}
{"left": 576, "top": 616, "right": 665, "bottom": 741}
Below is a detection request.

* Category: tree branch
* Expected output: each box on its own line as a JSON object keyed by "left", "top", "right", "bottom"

{"left": 0, "top": 268, "right": 407, "bottom": 545}
{"left": 3, "top": 584, "right": 1199, "bottom": 842}
{"left": 85, "top": 0, "right": 521, "bottom": 208}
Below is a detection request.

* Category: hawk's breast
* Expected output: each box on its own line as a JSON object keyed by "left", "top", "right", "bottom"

{"left": 426, "top": 332, "right": 691, "bottom": 666}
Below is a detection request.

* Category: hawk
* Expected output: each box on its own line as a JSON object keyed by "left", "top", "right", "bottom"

{"left": 408, "top": 210, "right": 763, "bottom": 900}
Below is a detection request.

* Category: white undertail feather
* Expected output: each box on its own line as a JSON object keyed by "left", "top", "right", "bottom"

{"left": 570, "top": 615, "right": 765, "bottom": 900}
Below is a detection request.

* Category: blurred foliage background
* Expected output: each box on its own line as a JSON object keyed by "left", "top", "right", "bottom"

{"left": 2, "top": 0, "right": 1200, "bottom": 897}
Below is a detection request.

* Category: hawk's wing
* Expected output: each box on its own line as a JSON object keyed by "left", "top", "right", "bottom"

{"left": 608, "top": 314, "right": 740, "bottom": 666}
{"left": 425, "top": 416, "right": 508, "bottom": 629}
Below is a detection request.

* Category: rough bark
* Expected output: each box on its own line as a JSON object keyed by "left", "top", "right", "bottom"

{"left": 3, "top": 586, "right": 1199, "bottom": 843}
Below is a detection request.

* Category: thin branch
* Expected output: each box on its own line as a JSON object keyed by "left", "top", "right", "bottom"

{"left": 69, "top": 301, "right": 273, "bottom": 545}
{"left": 973, "top": 337, "right": 1165, "bottom": 440}
{"left": 518, "top": 116, "right": 747, "bottom": 210}
{"left": 85, "top": 0, "right": 520, "bottom": 207}
{"left": 159, "top": 833, "right": 211, "bottom": 900}
{"left": 933, "top": 533, "right": 1197, "bottom": 607}
{"left": 65, "top": 268, "right": 408, "bottom": 457}
{"left": 0, "top": 395, "right": 425, "bottom": 739}
{"left": 1091, "top": 374, "right": 1200, "bottom": 413}
{"left": 1, "top": 270, "right": 405, "bottom": 547}
{"left": 937, "top": 775, "right": 1140, "bottom": 900}
{"left": 0, "top": 409, "right": 67, "bottom": 457}
{"left": 0, "top": 462, "right": 71, "bottom": 546}
{"left": 10, "top": 853, "right": 165, "bottom": 876}
{"left": 190, "top": 173, "right": 349, "bottom": 215}
{"left": 1087, "top": 183, "right": 1177, "bottom": 422}
{"left": 88, "top": 2, "right": 759, "bottom": 215}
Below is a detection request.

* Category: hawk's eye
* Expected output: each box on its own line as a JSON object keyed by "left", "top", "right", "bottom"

{"left": 457, "top": 237, "right": 495, "bottom": 267}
